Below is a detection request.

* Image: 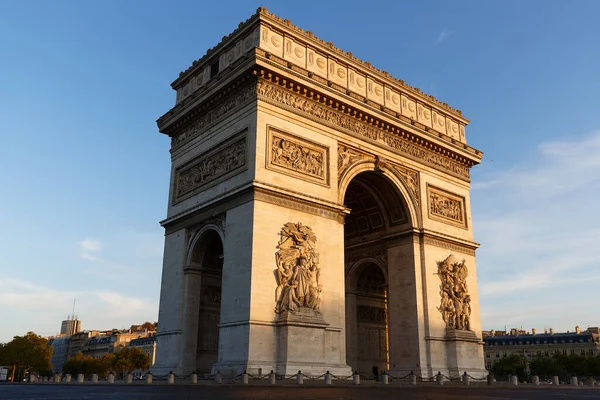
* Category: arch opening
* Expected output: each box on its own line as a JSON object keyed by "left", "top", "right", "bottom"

{"left": 190, "top": 229, "right": 223, "bottom": 374}
{"left": 344, "top": 171, "right": 410, "bottom": 376}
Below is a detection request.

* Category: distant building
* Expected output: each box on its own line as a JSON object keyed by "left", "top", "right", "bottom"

{"left": 129, "top": 336, "right": 156, "bottom": 378}
{"left": 82, "top": 331, "right": 148, "bottom": 359}
{"left": 48, "top": 336, "right": 71, "bottom": 373}
{"left": 483, "top": 326, "right": 600, "bottom": 370}
{"left": 60, "top": 316, "right": 82, "bottom": 336}
{"left": 67, "top": 331, "right": 105, "bottom": 361}
{"left": 129, "top": 336, "right": 156, "bottom": 365}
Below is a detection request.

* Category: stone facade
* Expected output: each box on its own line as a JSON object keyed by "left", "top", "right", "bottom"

{"left": 153, "top": 7, "right": 485, "bottom": 378}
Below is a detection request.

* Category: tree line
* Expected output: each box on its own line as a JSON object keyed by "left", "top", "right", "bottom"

{"left": 490, "top": 353, "right": 600, "bottom": 381}
{"left": 0, "top": 331, "right": 150, "bottom": 381}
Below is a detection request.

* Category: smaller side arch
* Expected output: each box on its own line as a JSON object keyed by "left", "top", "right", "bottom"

{"left": 186, "top": 223, "right": 226, "bottom": 267}
{"left": 346, "top": 257, "right": 388, "bottom": 292}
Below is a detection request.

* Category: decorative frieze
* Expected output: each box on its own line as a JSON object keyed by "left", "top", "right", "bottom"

{"left": 254, "top": 188, "right": 344, "bottom": 223}
{"left": 267, "top": 127, "right": 329, "bottom": 186}
{"left": 427, "top": 185, "right": 467, "bottom": 228}
{"left": 257, "top": 80, "right": 470, "bottom": 180}
{"left": 423, "top": 235, "right": 476, "bottom": 256}
{"left": 173, "top": 134, "right": 247, "bottom": 203}
{"left": 171, "top": 84, "right": 256, "bottom": 150}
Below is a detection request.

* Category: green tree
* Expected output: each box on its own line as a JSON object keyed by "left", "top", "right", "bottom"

{"left": 111, "top": 347, "right": 150, "bottom": 378}
{"left": 63, "top": 353, "right": 114, "bottom": 378}
{"left": 490, "top": 354, "right": 527, "bottom": 381}
{"left": 1, "top": 332, "right": 53, "bottom": 382}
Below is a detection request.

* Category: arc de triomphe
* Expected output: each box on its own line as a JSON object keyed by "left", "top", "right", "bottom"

{"left": 152, "top": 7, "right": 486, "bottom": 378}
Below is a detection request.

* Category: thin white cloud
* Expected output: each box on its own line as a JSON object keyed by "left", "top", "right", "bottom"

{"left": 79, "top": 238, "right": 104, "bottom": 263}
{"left": 434, "top": 27, "right": 454, "bottom": 45}
{"left": 474, "top": 131, "right": 600, "bottom": 198}
{"left": 0, "top": 277, "right": 157, "bottom": 341}
{"left": 474, "top": 130, "right": 600, "bottom": 330}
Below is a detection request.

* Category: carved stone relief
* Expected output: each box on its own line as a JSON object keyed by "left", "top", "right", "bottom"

{"left": 267, "top": 128, "right": 329, "bottom": 186}
{"left": 274, "top": 222, "right": 322, "bottom": 314}
{"left": 388, "top": 163, "right": 419, "bottom": 204}
{"left": 171, "top": 84, "right": 255, "bottom": 149}
{"left": 427, "top": 185, "right": 466, "bottom": 228}
{"left": 437, "top": 255, "right": 471, "bottom": 331}
{"left": 173, "top": 134, "right": 246, "bottom": 203}
{"left": 337, "top": 145, "right": 364, "bottom": 180}
{"left": 257, "top": 80, "right": 470, "bottom": 179}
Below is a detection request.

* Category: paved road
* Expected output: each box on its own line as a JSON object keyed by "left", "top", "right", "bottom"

{"left": 2, "top": 384, "right": 600, "bottom": 400}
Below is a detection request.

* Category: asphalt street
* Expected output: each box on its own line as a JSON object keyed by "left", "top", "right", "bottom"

{"left": 2, "top": 384, "right": 600, "bottom": 400}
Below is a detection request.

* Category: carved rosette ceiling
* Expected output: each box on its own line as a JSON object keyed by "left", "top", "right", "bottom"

{"left": 274, "top": 222, "right": 322, "bottom": 314}
{"left": 437, "top": 254, "right": 471, "bottom": 331}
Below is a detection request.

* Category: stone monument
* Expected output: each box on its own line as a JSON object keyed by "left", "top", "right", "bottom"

{"left": 152, "top": 7, "right": 486, "bottom": 378}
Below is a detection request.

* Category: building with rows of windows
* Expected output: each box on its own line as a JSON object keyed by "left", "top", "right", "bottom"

{"left": 482, "top": 326, "right": 600, "bottom": 370}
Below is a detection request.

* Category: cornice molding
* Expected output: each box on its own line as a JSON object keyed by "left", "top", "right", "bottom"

{"left": 255, "top": 76, "right": 474, "bottom": 180}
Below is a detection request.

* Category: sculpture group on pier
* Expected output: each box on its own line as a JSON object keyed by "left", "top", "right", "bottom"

{"left": 274, "top": 222, "right": 322, "bottom": 314}
{"left": 437, "top": 254, "right": 471, "bottom": 331}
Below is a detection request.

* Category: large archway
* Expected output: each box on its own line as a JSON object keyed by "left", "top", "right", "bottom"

{"left": 189, "top": 229, "right": 224, "bottom": 373}
{"left": 343, "top": 171, "right": 412, "bottom": 375}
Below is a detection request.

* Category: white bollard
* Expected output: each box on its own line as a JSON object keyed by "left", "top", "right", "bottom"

{"left": 325, "top": 371, "right": 332, "bottom": 385}
{"left": 242, "top": 372, "right": 249, "bottom": 385}
{"left": 168, "top": 372, "right": 175, "bottom": 384}
{"left": 381, "top": 372, "right": 388, "bottom": 385}
{"left": 65, "top": 374, "right": 72, "bottom": 383}
{"left": 191, "top": 373, "right": 197, "bottom": 384}
{"left": 77, "top": 374, "right": 84, "bottom": 383}
{"left": 126, "top": 373, "right": 133, "bottom": 384}
{"left": 436, "top": 372, "right": 444, "bottom": 386}
{"left": 406, "top": 371, "right": 415, "bottom": 385}
{"left": 510, "top": 375, "right": 518, "bottom": 386}
{"left": 296, "top": 371, "right": 303, "bottom": 385}
{"left": 571, "top": 376, "right": 578, "bottom": 386}
{"left": 91, "top": 374, "right": 98, "bottom": 383}
{"left": 55, "top": 374, "right": 61, "bottom": 383}
{"left": 532, "top": 376, "right": 539, "bottom": 386}
{"left": 107, "top": 373, "right": 114, "bottom": 384}
{"left": 146, "top": 373, "right": 153, "bottom": 384}
{"left": 552, "top": 375, "right": 560, "bottom": 386}
{"left": 268, "top": 371, "right": 276, "bottom": 385}
{"left": 215, "top": 371, "right": 222, "bottom": 384}
{"left": 353, "top": 373, "right": 360, "bottom": 385}
{"left": 463, "top": 372, "right": 470, "bottom": 386}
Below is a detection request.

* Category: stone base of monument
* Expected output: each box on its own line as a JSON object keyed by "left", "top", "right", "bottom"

{"left": 271, "top": 308, "right": 352, "bottom": 377}
{"left": 444, "top": 329, "right": 487, "bottom": 379}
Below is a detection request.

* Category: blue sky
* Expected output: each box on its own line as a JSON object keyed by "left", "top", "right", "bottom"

{"left": 1, "top": 0, "right": 599, "bottom": 342}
